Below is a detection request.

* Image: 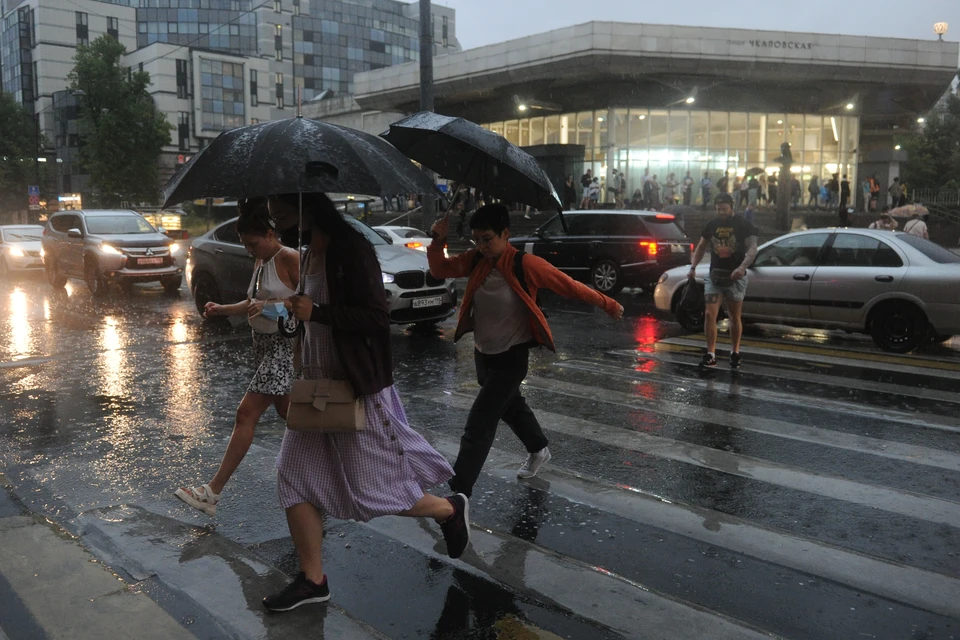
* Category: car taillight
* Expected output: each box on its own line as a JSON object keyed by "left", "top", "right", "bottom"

{"left": 640, "top": 241, "right": 658, "bottom": 256}
{"left": 655, "top": 213, "right": 675, "bottom": 220}
{"left": 690, "top": 243, "right": 695, "bottom": 252}
{"left": 405, "top": 242, "right": 424, "bottom": 250}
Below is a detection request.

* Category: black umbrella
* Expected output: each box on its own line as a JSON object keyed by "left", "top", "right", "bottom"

{"left": 744, "top": 167, "right": 766, "bottom": 178}
{"left": 161, "top": 116, "right": 435, "bottom": 208}
{"left": 381, "top": 111, "right": 564, "bottom": 219}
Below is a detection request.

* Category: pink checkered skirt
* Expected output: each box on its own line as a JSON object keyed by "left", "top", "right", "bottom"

{"left": 276, "top": 270, "right": 453, "bottom": 522}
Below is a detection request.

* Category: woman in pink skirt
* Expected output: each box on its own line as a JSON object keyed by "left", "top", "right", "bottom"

{"left": 262, "top": 193, "right": 469, "bottom": 613}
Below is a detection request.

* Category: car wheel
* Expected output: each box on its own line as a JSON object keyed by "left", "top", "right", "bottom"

{"left": 591, "top": 259, "right": 623, "bottom": 296}
{"left": 46, "top": 257, "right": 66, "bottom": 288}
{"left": 85, "top": 258, "right": 107, "bottom": 298}
{"left": 870, "top": 303, "right": 927, "bottom": 353}
{"left": 162, "top": 276, "right": 183, "bottom": 295}
{"left": 674, "top": 285, "right": 705, "bottom": 333}
{"left": 192, "top": 272, "right": 221, "bottom": 317}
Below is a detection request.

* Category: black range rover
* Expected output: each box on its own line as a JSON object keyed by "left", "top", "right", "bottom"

{"left": 510, "top": 210, "right": 693, "bottom": 295}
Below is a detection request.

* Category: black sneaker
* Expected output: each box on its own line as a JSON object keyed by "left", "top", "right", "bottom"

{"left": 699, "top": 353, "right": 718, "bottom": 368}
{"left": 440, "top": 493, "right": 471, "bottom": 559}
{"left": 730, "top": 352, "right": 742, "bottom": 370}
{"left": 263, "top": 572, "right": 330, "bottom": 612}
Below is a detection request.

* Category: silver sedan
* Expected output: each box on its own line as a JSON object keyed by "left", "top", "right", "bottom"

{"left": 654, "top": 228, "right": 960, "bottom": 352}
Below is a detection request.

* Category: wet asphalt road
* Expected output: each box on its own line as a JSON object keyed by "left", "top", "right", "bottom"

{"left": 1, "top": 271, "right": 959, "bottom": 639}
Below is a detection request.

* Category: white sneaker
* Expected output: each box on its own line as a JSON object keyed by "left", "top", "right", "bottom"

{"left": 518, "top": 447, "right": 552, "bottom": 479}
{"left": 174, "top": 483, "right": 220, "bottom": 516}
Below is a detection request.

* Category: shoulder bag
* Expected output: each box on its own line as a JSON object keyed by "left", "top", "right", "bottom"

{"left": 285, "top": 249, "right": 366, "bottom": 434}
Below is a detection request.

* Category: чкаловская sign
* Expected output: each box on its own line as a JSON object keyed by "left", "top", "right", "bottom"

{"left": 729, "top": 39, "right": 814, "bottom": 50}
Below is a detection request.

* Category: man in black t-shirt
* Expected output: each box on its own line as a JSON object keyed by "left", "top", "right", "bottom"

{"left": 688, "top": 193, "right": 759, "bottom": 369}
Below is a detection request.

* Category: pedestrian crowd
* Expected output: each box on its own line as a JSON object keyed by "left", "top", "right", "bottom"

{"left": 175, "top": 194, "right": 623, "bottom": 612}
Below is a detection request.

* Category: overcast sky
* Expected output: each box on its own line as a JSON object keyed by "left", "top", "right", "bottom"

{"left": 435, "top": 0, "right": 960, "bottom": 51}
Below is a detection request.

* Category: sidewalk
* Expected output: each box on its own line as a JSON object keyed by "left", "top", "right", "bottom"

{"left": 0, "top": 474, "right": 194, "bottom": 640}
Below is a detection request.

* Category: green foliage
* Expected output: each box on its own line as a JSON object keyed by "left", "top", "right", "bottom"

{"left": 0, "top": 92, "right": 45, "bottom": 214}
{"left": 68, "top": 36, "right": 171, "bottom": 207}
{"left": 902, "top": 94, "right": 960, "bottom": 190}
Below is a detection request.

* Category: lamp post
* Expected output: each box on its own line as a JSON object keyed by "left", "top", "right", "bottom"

{"left": 934, "top": 22, "right": 949, "bottom": 41}
{"left": 418, "top": 0, "right": 436, "bottom": 230}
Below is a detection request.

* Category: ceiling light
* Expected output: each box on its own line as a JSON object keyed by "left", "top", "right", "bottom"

{"left": 917, "top": 117, "right": 925, "bottom": 123}
{"left": 777, "top": 120, "right": 783, "bottom": 125}
{"left": 845, "top": 103, "right": 854, "bottom": 110}
{"left": 597, "top": 117, "right": 603, "bottom": 122}
{"left": 685, "top": 97, "right": 695, "bottom": 104}
{"left": 518, "top": 104, "right": 527, "bottom": 112}
{"left": 895, "top": 144, "right": 902, "bottom": 150}
{"left": 638, "top": 115, "right": 646, "bottom": 120}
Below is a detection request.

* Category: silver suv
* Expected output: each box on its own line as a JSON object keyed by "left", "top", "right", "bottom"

{"left": 42, "top": 210, "right": 184, "bottom": 296}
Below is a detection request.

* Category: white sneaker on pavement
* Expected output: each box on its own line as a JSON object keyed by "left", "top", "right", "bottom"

{"left": 518, "top": 447, "right": 552, "bottom": 479}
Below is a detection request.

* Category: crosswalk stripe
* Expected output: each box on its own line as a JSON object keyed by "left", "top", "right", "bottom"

{"left": 519, "top": 375, "right": 960, "bottom": 473}
{"left": 362, "top": 516, "right": 775, "bottom": 640}
{"left": 554, "top": 359, "right": 960, "bottom": 434}
{"left": 608, "top": 348, "right": 960, "bottom": 405}
{"left": 659, "top": 336, "right": 960, "bottom": 378}
{"left": 417, "top": 427, "right": 960, "bottom": 620}
{"left": 414, "top": 391, "right": 960, "bottom": 529}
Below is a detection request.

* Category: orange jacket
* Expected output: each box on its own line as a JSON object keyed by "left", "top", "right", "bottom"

{"left": 427, "top": 240, "right": 619, "bottom": 351}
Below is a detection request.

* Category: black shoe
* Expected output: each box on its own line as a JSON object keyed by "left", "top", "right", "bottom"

{"left": 699, "top": 353, "right": 717, "bottom": 368}
{"left": 263, "top": 572, "right": 330, "bottom": 612}
{"left": 440, "top": 493, "right": 471, "bottom": 559}
{"left": 730, "top": 352, "right": 742, "bottom": 370}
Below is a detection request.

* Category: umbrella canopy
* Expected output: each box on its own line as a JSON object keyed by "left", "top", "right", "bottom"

{"left": 161, "top": 117, "right": 435, "bottom": 208}
{"left": 381, "top": 112, "right": 563, "bottom": 214}
{"left": 888, "top": 203, "right": 929, "bottom": 218}
{"left": 744, "top": 167, "right": 766, "bottom": 177}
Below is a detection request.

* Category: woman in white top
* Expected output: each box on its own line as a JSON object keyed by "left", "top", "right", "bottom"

{"left": 175, "top": 202, "right": 300, "bottom": 516}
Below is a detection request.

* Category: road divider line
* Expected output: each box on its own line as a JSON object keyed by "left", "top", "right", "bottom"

{"left": 554, "top": 359, "right": 960, "bottom": 434}
{"left": 414, "top": 392, "right": 960, "bottom": 530}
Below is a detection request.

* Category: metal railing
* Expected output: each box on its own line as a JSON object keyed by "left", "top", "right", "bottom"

{"left": 908, "top": 190, "right": 960, "bottom": 224}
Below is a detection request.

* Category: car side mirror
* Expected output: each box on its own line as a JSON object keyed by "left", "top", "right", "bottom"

{"left": 157, "top": 226, "right": 166, "bottom": 235}
{"left": 67, "top": 228, "right": 83, "bottom": 239}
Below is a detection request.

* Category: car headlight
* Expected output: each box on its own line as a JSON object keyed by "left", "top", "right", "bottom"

{"left": 657, "top": 273, "right": 669, "bottom": 285}
{"left": 169, "top": 243, "right": 180, "bottom": 255}
{"left": 382, "top": 273, "right": 395, "bottom": 284}
{"left": 100, "top": 244, "right": 123, "bottom": 255}
{"left": 8, "top": 247, "right": 24, "bottom": 258}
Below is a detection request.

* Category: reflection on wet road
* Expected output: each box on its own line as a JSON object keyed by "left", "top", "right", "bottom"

{"left": 1, "top": 274, "right": 959, "bottom": 639}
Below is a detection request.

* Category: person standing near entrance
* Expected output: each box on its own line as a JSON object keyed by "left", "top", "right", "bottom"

{"left": 839, "top": 175, "right": 851, "bottom": 225}
{"left": 688, "top": 193, "right": 759, "bottom": 370}
{"left": 579, "top": 169, "right": 593, "bottom": 209}
{"left": 861, "top": 176, "right": 871, "bottom": 213}
{"left": 808, "top": 176, "right": 820, "bottom": 209}
{"left": 700, "top": 173, "right": 712, "bottom": 211}
{"left": 888, "top": 177, "right": 901, "bottom": 209}
{"left": 682, "top": 171, "right": 694, "bottom": 206}
{"left": 427, "top": 204, "right": 623, "bottom": 500}
{"left": 563, "top": 176, "right": 578, "bottom": 211}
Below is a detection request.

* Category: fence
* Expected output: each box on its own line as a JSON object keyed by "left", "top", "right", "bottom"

{"left": 909, "top": 189, "right": 960, "bottom": 224}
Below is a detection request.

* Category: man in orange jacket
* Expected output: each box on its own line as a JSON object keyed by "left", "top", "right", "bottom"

{"left": 429, "top": 204, "right": 623, "bottom": 498}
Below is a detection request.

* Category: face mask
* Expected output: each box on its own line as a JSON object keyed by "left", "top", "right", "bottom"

{"left": 260, "top": 301, "right": 288, "bottom": 320}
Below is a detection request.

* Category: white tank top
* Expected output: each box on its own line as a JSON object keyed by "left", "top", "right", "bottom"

{"left": 247, "top": 248, "right": 297, "bottom": 334}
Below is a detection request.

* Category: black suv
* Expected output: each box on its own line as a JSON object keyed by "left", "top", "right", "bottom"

{"left": 510, "top": 210, "right": 692, "bottom": 295}
{"left": 42, "top": 210, "right": 184, "bottom": 296}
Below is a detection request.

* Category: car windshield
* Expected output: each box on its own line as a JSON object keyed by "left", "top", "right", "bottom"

{"left": 345, "top": 216, "right": 386, "bottom": 245}
{"left": 85, "top": 216, "right": 156, "bottom": 235}
{"left": 2, "top": 228, "right": 43, "bottom": 242}
{"left": 641, "top": 217, "right": 688, "bottom": 240}
{"left": 896, "top": 234, "right": 960, "bottom": 264}
{"left": 402, "top": 229, "right": 429, "bottom": 239}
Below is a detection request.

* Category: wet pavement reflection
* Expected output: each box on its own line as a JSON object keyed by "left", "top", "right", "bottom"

{"left": 1, "top": 272, "right": 959, "bottom": 639}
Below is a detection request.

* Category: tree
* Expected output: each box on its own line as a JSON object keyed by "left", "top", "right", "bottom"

{"left": 0, "top": 92, "right": 45, "bottom": 216}
{"left": 68, "top": 35, "right": 171, "bottom": 207}
{"left": 902, "top": 93, "right": 960, "bottom": 191}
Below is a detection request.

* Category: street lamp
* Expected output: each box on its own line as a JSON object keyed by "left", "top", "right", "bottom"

{"left": 934, "top": 22, "right": 948, "bottom": 41}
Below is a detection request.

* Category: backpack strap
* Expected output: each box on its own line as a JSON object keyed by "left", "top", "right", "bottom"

{"left": 513, "top": 250, "right": 529, "bottom": 296}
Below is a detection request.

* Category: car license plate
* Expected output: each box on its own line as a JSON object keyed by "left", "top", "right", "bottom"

{"left": 138, "top": 257, "right": 164, "bottom": 266}
{"left": 412, "top": 296, "right": 443, "bottom": 309}
{"left": 671, "top": 244, "right": 685, "bottom": 253}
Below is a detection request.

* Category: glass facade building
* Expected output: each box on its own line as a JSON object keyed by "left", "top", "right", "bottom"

{"left": 292, "top": 1, "right": 420, "bottom": 99}
{"left": 484, "top": 109, "right": 860, "bottom": 205}
{"left": 1, "top": 4, "right": 34, "bottom": 110}
{"left": 199, "top": 58, "right": 245, "bottom": 130}
{"left": 136, "top": 2, "right": 258, "bottom": 54}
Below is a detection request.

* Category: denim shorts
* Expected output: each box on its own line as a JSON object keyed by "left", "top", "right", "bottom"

{"left": 705, "top": 273, "right": 748, "bottom": 302}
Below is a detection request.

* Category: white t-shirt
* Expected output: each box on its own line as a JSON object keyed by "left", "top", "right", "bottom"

{"left": 472, "top": 269, "right": 532, "bottom": 355}
{"left": 903, "top": 218, "right": 928, "bottom": 238}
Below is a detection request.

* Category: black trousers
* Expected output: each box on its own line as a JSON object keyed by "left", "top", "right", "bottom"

{"left": 448, "top": 345, "right": 549, "bottom": 498}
